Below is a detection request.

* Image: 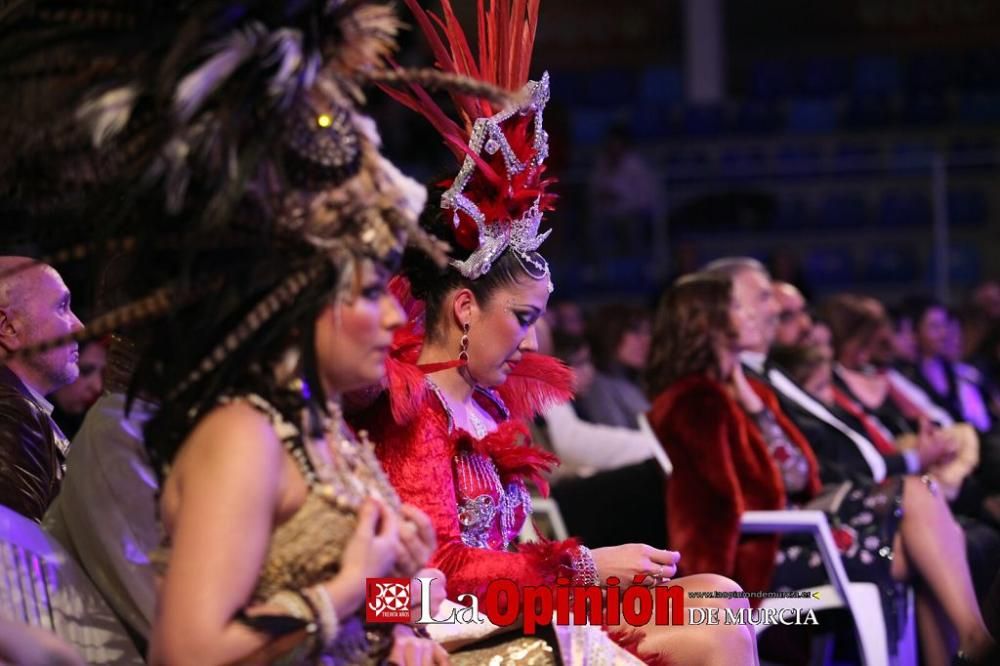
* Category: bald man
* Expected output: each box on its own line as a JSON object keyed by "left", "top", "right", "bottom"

{"left": 773, "top": 281, "right": 813, "bottom": 348}
{"left": 0, "top": 257, "right": 83, "bottom": 520}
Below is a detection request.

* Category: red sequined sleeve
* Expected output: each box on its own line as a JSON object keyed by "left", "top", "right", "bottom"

{"left": 368, "top": 401, "right": 583, "bottom": 602}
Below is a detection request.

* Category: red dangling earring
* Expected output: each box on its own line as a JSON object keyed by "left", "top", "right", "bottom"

{"left": 458, "top": 322, "right": 470, "bottom": 364}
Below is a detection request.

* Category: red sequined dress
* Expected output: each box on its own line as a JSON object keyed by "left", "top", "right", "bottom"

{"left": 351, "top": 326, "right": 588, "bottom": 602}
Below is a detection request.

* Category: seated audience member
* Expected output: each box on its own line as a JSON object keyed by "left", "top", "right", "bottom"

{"left": 972, "top": 280, "right": 1000, "bottom": 321}
{"left": 646, "top": 272, "right": 996, "bottom": 664}
{"left": 51, "top": 338, "right": 107, "bottom": 438}
{"left": 971, "top": 322, "right": 1000, "bottom": 400}
{"left": 823, "top": 294, "right": 1000, "bottom": 547}
{"left": 576, "top": 303, "right": 652, "bottom": 429}
{"left": 900, "top": 297, "right": 993, "bottom": 432}
{"left": 769, "top": 343, "right": 930, "bottom": 479}
{"left": 821, "top": 295, "right": 960, "bottom": 466}
{"left": 543, "top": 331, "right": 655, "bottom": 477}
{"left": 889, "top": 303, "right": 919, "bottom": 365}
{"left": 0, "top": 257, "right": 83, "bottom": 521}
{"left": 772, "top": 281, "right": 813, "bottom": 348}
{"left": 545, "top": 297, "right": 586, "bottom": 337}
{"left": 45, "top": 335, "right": 160, "bottom": 645}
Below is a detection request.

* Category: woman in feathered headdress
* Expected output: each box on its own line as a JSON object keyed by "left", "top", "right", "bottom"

{"left": 0, "top": 1, "right": 535, "bottom": 662}
{"left": 351, "top": 2, "right": 760, "bottom": 663}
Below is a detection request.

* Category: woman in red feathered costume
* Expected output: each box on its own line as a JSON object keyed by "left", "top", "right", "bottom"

{"left": 350, "top": 192, "right": 760, "bottom": 665}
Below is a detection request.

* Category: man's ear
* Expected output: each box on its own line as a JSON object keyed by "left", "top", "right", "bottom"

{"left": 451, "top": 288, "right": 476, "bottom": 328}
{"left": 0, "top": 308, "right": 18, "bottom": 352}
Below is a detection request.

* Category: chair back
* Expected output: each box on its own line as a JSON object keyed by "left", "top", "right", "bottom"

{"left": 0, "top": 505, "right": 144, "bottom": 664}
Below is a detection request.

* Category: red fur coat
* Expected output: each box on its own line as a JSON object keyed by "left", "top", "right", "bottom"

{"left": 646, "top": 374, "right": 822, "bottom": 596}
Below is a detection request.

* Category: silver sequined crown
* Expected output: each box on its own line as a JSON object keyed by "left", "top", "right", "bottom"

{"left": 441, "top": 73, "right": 552, "bottom": 281}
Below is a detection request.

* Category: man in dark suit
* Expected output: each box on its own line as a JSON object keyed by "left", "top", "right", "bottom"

{"left": 0, "top": 257, "right": 82, "bottom": 521}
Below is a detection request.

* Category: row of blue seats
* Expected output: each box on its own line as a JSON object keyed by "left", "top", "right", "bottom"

{"left": 658, "top": 142, "right": 996, "bottom": 179}
{"left": 550, "top": 244, "right": 982, "bottom": 296}
{"left": 570, "top": 94, "right": 1000, "bottom": 144}
{"left": 800, "top": 244, "right": 981, "bottom": 287}
{"left": 745, "top": 53, "right": 1000, "bottom": 100}
{"left": 552, "top": 54, "right": 1000, "bottom": 109}
{"left": 772, "top": 190, "right": 990, "bottom": 228}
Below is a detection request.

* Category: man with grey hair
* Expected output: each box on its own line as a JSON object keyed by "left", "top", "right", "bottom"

{"left": 0, "top": 256, "right": 83, "bottom": 520}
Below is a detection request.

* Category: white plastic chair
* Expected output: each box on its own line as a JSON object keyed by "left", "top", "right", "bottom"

{"left": 637, "top": 414, "right": 916, "bottom": 666}
{"left": 0, "top": 504, "right": 143, "bottom": 665}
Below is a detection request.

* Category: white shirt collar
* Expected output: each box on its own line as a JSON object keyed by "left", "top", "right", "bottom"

{"left": 740, "top": 350, "right": 767, "bottom": 374}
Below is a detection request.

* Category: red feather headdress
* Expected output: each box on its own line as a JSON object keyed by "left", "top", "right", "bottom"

{"left": 382, "top": 0, "right": 556, "bottom": 281}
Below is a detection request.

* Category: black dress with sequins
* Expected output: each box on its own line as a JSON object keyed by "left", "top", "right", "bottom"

{"left": 756, "top": 407, "right": 908, "bottom": 652}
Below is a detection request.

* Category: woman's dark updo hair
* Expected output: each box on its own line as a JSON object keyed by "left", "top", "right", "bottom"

{"left": 402, "top": 184, "right": 548, "bottom": 340}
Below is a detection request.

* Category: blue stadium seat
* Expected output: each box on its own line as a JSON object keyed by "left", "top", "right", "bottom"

{"left": 775, "top": 144, "right": 822, "bottom": 177}
{"left": 898, "top": 93, "right": 949, "bottom": 126}
{"left": 832, "top": 141, "right": 881, "bottom": 175}
{"left": 664, "top": 148, "right": 710, "bottom": 179}
{"left": 843, "top": 94, "right": 894, "bottom": 129}
{"left": 819, "top": 193, "right": 867, "bottom": 227}
{"left": 639, "top": 66, "right": 684, "bottom": 105}
{"left": 887, "top": 141, "right": 936, "bottom": 174}
{"left": 948, "top": 245, "right": 981, "bottom": 285}
{"left": 773, "top": 198, "right": 811, "bottom": 228}
{"left": 683, "top": 104, "right": 725, "bottom": 136}
{"left": 879, "top": 190, "right": 931, "bottom": 227}
{"left": 569, "top": 108, "right": 618, "bottom": 146}
{"left": 802, "top": 57, "right": 851, "bottom": 96}
{"left": 854, "top": 56, "right": 901, "bottom": 96}
{"left": 786, "top": 98, "right": 838, "bottom": 133}
{"left": 804, "top": 247, "right": 856, "bottom": 288}
{"left": 583, "top": 68, "right": 638, "bottom": 107}
{"left": 960, "top": 51, "right": 1000, "bottom": 92}
{"left": 904, "top": 52, "right": 954, "bottom": 94}
{"left": 732, "top": 99, "right": 783, "bottom": 133}
{"left": 863, "top": 245, "right": 920, "bottom": 283}
{"left": 948, "top": 137, "right": 996, "bottom": 167}
{"left": 751, "top": 60, "right": 797, "bottom": 99}
{"left": 947, "top": 188, "right": 989, "bottom": 226}
{"left": 720, "top": 147, "right": 766, "bottom": 179}
{"left": 630, "top": 103, "right": 679, "bottom": 140}
{"left": 958, "top": 92, "right": 1000, "bottom": 125}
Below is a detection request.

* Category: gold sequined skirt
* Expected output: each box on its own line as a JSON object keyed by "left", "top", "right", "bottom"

{"left": 449, "top": 636, "right": 556, "bottom": 665}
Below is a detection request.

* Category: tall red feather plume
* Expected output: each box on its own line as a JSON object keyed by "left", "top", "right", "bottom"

{"left": 383, "top": 0, "right": 553, "bottom": 255}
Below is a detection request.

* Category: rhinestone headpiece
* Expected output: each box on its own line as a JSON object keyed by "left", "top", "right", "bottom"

{"left": 443, "top": 74, "right": 552, "bottom": 280}
{"left": 380, "top": 0, "right": 557, "bottom": 286}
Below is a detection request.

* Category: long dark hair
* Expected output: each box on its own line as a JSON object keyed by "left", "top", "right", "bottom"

{"left": 401, "top": 185, "right": 546, "bottom": 338}
{"left": 135, "top": 231, "right": 343, "bottom": 479}
{"left": 645, "top": 273, "right": 735, "bottom": 398}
